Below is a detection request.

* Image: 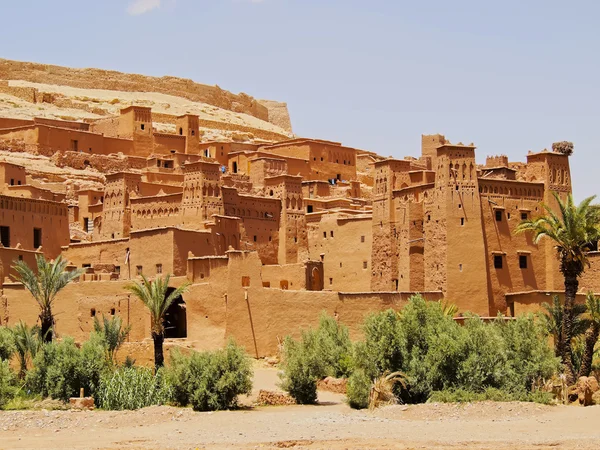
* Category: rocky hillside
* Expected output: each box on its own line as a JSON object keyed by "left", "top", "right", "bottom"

{"left": 0, "top": 58, "right": 292, "bottom": 133}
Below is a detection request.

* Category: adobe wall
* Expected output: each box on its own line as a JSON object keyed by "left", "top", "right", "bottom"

{"left": 223, "top": 251, "right": 444, "bottom": 356}
{"left": 0, "top": 162, "right": 26, "bottom": 189}
{"left": 508, "top": 291, "right": 591, "bottom": 316}
{"left": 2, "top": 280, "right": 149, "bottom": 342}
{"left": 0, "top": 118, "right": 34, "bottom": 129}
{"left": 0, "top": 247, "right": 40, "bottom": 280}
{"left": 153, "top": 133, "right": 186, "bottom": 154}
{"left": 479, "top": 180, "right": 550, "bottom": 313}
{"left": 130, "top": 193, "right": 183, "bottom": 231}
{"left": 64, "top": 227, "right": 217, "bottom": 279}
{"left": 260, "top": 263, "right": 306, "bottom": 290}
{"left": 0, "top": 195, "right": 69, "bottom": 258}
{"left": 435, "top": 147, "right": 489, "bottom": 316}
{"left": 308, "top": 213, "right": 372, "bottom": 292}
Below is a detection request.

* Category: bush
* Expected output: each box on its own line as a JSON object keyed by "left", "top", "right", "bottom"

{"left": 346, "top": 369, "right": 370, "bottom": 409}
{"left": 26, "top": 336, "right": 110, "bottom": 401}
{"left": 279, "top": 335, "right": 320, "bottom": 404}
{"left": 0, "top": 326, "right": 15, "bottom": 361}
{"left": 349, "top": 295, "right": 559, "bottom": 408}
{"left": 0, "top": 360, "right": 16, "bottom": 409}
{"left": 279, "top": 313, "right": 354, "bottom": 404}
{"left": 167, "top": 340, "right": 252, "bottom": 411}
{"left": 428, "top": 387, "right": 554, "bottom": 405}
{"left": 97, "top": 367, "right": 171, "bottom": 410}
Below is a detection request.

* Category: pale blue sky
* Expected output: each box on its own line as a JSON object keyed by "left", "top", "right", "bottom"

{"left": 0, "top": 0, "right": 598, "bottom": 199}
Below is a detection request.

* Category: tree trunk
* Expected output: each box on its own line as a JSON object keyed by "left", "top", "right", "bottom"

{"left": 40, "top": 309, "right": 53, "bottom": 343}
{"left": 152, "top": 332, "right": 165, "bottom": 371}
{"left": 578, "top": 323, "right": 599, "bottom": 379}
{"left": 18, "top": 356, "right": 27, "bottom": 380}
{"left": 562, "top": 271, "right": 579, "bottom": 385}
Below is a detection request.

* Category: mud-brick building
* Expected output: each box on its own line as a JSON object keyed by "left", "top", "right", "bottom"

{"left": 0, "top": 106, "right": 598, "bottom": 361}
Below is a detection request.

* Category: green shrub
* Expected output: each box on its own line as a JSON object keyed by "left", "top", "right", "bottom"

{"left": 313, "top": 313, "right": 353, "bottom": 378}
{"left": 26, "top": 336, "right": 110, "bottom": 401}
{"left": 428, "top": 387, "right": 554, "bottom": 405}
{"left": 349, "top": 295, "right": 559, "bottom": 408}
{"left": 494, "top": 315, "right": 560, "bottom": 393}
{"left": 0, "top": 360, "right": 16, "bottom": 409}
{"left": 279, "top": 335, "right": 320, "bottom": 404}
{"left": 279, "top": 313, "right": 354, "bottom": 404}
{"left": 97, "top": 367, "right": 170, "bottom": 410}
{"left": 353, "top": 309, "right": 404, "bottom": 380}
{"left": 346, "top": 369, "right": 370, "bottom": 409}
{"left": 0, "top": 326, "right": 15, "bottom": 361}
{"left": 167, "top": 340, "right": 252, "bottom": 411}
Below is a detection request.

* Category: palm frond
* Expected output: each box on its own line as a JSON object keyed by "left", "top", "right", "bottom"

{"left": 126, "top": 275, "right": 190, "bottom": 335}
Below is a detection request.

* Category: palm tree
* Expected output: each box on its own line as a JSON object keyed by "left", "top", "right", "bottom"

{"left": 13, "top": 255, "right": 84, "bottom": 343}
{"left": 541, "top": 295, "right": 588, "bottom": 358}
{"left": 516, "top": 193, "right": 600, "bottom": 384}
{"left": 578, "top": 292, "right": 600, "bottom": 378}
{"left": 125, "top": 274, "right": 189, "bottom": 370}
{"left": 11, "top": 321, "right": 41, "bottom": 379}
{"left": 94, "top": 314, "right": 131, "bottom": 365}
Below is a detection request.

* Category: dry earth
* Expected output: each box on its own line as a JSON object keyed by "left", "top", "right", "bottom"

{"left": 1, "top": 366, "right": 600, "bottom": 450}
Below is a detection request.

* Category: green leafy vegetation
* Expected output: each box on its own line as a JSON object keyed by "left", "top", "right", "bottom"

{"left": 25, "top": 335, "right": 109, "bottom": 401}
{"left": 166, "top": 340, "right": 252, "bottom": 411}
{"left": 279, "top": 313, "right": 353, "bottom": 404}
{"left": 97, "top": 367, "right": 171, "bottom": 410}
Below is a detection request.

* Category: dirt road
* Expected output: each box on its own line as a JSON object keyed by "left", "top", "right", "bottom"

{"left": 1, "top": 367, "right": 599, "bottom": 449}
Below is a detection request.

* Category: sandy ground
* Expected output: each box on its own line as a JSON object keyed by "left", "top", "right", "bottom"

{"left": 1, "top": 366, "right": 600, "bottom": 449}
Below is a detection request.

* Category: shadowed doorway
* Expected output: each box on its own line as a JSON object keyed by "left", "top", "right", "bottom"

{"left": 164, "top": 287, "right": 187, "bottom": 339}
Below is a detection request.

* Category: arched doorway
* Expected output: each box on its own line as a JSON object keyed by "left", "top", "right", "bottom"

{"left": 164, "top": 288, "right": 187, "bottom": 339}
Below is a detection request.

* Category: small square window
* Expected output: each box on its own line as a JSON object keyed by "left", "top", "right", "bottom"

{"left": 242, "top": 276, "right": 250, "bottom": 287}
{"left": 494, "top": 255, "right": 503, "bottom": 269}
{"left": 156, "top": 264, "right": 163, "bottom": 274}
{"left": 253, "top": 235, "right": 257, "bottom": 242}
{"left": 519, "top": 255, "right": 528, "bottom": 269}
{"left": 521, "top": 212, "right": 528, "bottom": 220}
{"left": 363, "top": 261, "right": 368, "bottom": 269}
{"left": 330, "top": 231, "right": 334, "bottom": 238}
{"left": 141, "top": 124, "right": 145, "bottom": 130}
{"left": 136, "top": 265, "right": 143, "bottom": 275}
{"left": 495, "top": 210, "right": 502, "bottom": 222}
{"left": 329, "top": 278, "right": 333, "bottom": 285}
{"left": 323, "top": 232, "right": 327, "bottom": 239}
{"left": 361, "top": 235, "right": 365, "bottom": 243}
{"left": 460, "top": 218, "right": 465, "bottom": 226}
